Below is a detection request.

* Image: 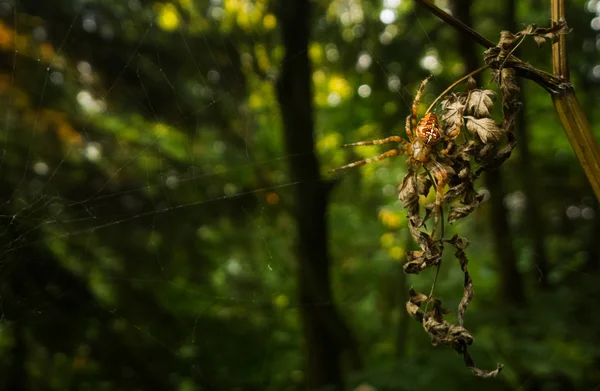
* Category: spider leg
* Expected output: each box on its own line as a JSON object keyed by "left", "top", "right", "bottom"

{"left": 330, "top": 149, "right": 402, "bottom": 172}
{"left": 431, "top": 167, "right": 449, "bottom": 239}
{"left": 439, "top": 141, "right": 454, "bottom": 156}
{"left": 410, "top": 75, "right": 433, "bottom": 134}
{"left": 344, "top": 136, "right": 407, "bottom": 147}
{"left": 405, "top": 114, "right": 414, "bottom": 142}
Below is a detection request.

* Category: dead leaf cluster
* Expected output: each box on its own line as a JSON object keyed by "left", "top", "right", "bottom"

{"left": 398, "top": 59, "right": 523, "bottom": 378}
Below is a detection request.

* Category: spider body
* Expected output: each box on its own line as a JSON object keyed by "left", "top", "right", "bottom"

{"left": 411, "top": 113, "right": 442, "bottom": 163}
{"left": 416, "top": 113, "right": 442, "bottom": 145}
{"left": 332, "top": 76, "right": 464, "bottom": 234}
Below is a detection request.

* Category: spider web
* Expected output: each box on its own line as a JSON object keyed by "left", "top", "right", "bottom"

{"left": 0, "top": 0, "right": 575, "bottom": 389}
{"left": 0, "top": 0, "right": 446, "bottom": 386}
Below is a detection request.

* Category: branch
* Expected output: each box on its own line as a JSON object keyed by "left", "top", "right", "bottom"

{"left": 414, "top": 0, "right": 494, "bottom": 48}
{"left": 414, "top": 0, "right": 569, "bottom": 94}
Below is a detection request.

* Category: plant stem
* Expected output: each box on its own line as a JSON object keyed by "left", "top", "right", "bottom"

{"left": 423, "top": 168, "right": 444, "bottom": 305}
{"left": 426, "top": 65, "right": 489, "bottom": 114}
{"left": 427, "top": 204, "right": 444, "bottom": 304}
{"left": 414, "top": 0, "right": 494, "bottom": 48}
{"left": 552, "top": 94, "right": 600, "bottom": 198}
{"left": 550, "top": 0, "right": 600, "bottom": 199}
{"left": 551, "top": 0, "right": 569, "bottom": 80}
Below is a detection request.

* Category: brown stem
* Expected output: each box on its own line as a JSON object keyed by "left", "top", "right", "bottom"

{"left": 551, "top": 0, "right": 569, "bottom": 80}
{"left": 414, "top": 0, "right": 494, "bottom": 48}
{"left": 549, "top": 0, "right": 600, "bottom": 199}
{"left": 552, "top": 94, "right": 600, "bottom": 199}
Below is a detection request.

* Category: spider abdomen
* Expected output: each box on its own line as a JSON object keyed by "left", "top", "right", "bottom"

{"left": 416, "top": 113, "right": 441, "bottom": 145}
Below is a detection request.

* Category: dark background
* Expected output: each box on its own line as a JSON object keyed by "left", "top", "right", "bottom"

{"left": 0, "top": 0, "right": 599, "bottom": 390}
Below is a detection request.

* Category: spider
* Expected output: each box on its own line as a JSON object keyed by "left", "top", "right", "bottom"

{"left": 332, "top": 76, "right": 464, "bottom": 233}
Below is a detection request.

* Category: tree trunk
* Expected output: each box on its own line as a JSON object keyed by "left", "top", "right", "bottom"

{"left": 275, "top": 1, "right": 360, "bottom": 389}
{"left": 453, "top": 0, "right": 525, "bottom": 305}
{"left": 504, "top": 0, "right": 550, "bottom": 289}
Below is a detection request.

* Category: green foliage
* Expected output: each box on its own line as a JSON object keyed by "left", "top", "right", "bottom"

{"left": 0, "top": 0, "right": 598, "bottom": 390}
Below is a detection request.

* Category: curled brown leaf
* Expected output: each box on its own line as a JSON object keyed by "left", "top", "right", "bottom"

{"left": 519, "top": 21, "right": 571, "bottom": 47}
{"left": 398, "top": 168, "right": 419, "bottom": 219}
{"left": 446, "top": 234, "right": 473, "bottom": 326}
{"left": 448, "top": 200, "right": 480, "bottom": 224}
{"left": 403, "top": 250, "right": 441, "bottom": 274}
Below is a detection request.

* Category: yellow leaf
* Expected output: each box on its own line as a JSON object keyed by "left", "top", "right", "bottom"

{"left": 157, "top": 3, "right": 180, "bottom": 32}
{"left": 263, "top": 13, "right": 277, "bottom": 30}
{"left": 328, "top": 76, "right": 352, "bottom": 99}
{"left": 379, "top": 209, "right": 402, "bottom": 229}
{"left": 388, "top": 246, "right": 405, "bottom": 261}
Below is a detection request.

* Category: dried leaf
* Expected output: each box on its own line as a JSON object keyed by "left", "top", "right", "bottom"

{"left": 454, "top": 140, "right": 478, "bottom": 162}
{"left": 465, "top": 76, "right": 477, "bottom": 91}
{"left": 447, "top": 194, "right": 483, "bottom": 224}
{"left": 448, "top": 205, "right": 473, "bottom": 224}
{"left": 498, "top": 30, "right": 519, "bottom": 50}
{"left": 440, "top": 94, "right": 465, "bottom": 131}
{"left": 446, "top": 234, "right": 472, "bottom": 326}
{"left": 464, "top": 116, "right": 504, "bottom": 144}
{"left": 416, "top": 172, "right": 432, "bottom": 196}
{"left": 533, "top": 35, "right": 547, "bottom": 47}
{"left": 474, "top": 143, "right": 496, "bottom": 162}
{"left": 519, "top": 21, "right": 571, "bottom": 47}
{"left": 475, "top": 132, "right": 517, "bottom": 177}
{"left": 470, "top": 364, "right": 504, "bottom": 378}
{"left": 407, "top": 217, "right": 437, "bottom": 251}
{"left": 464, "top": 89, "right": 495, "bottom": 118}
{"left": 425, "top": 159, "right": 455, "bottom": 184}
{"left": 422, "top": 300, "right": 474, "bottom": 349}
{"left": 403, "top": 250, "right": 441, "bottom": 274}
{"left": 406, "top": 288, "right": 428, "bottom": 321}
{"left": 447, "top": 233, "right": 469, "bottom": 250}
{"left": 398, "top": 169, "right": 418, "bottom": 218}
{"left": 442, "top": 183, "right": 468, "bottom": 204}
{"left": 405, "top": 288, "right": 502, "bottom": 378}
{"left": 496, "top": 21, "right": 570, "bottom": 51}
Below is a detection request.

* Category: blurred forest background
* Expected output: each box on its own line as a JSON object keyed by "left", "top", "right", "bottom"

{"left": 0, "top": 0, "right": 599, "bottom": 390}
